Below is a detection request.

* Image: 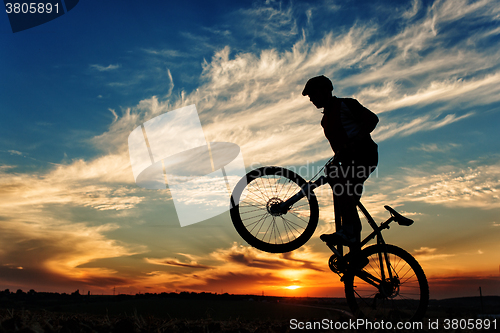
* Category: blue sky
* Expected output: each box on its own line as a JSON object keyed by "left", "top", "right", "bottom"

{"left": 1, "top": 0, "right": 500, "bottom": 299}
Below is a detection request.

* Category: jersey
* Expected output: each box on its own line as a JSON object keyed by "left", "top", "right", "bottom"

{"left": 321, "top": 96, "right": 378, "bottom": 154}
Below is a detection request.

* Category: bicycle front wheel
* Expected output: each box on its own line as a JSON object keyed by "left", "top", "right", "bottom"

{"left": 230, "top": 166, "right": 319, "bottom": 253}
{"left": 344, "top": 244, "right": 429, "bottom": 321}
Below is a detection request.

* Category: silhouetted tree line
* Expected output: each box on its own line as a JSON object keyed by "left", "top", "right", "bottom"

{"left": 1, "top": 288, "right": 336, "bottom": 306}
{"left": 0, "top": 289, "right": 260, "bottom": 302}
{"left": 1, "top": 288, "right": 84, "bottom": 300}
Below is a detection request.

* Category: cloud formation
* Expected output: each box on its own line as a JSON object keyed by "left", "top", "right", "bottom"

{"left": 136, "top": 243, "right": 329, "bottom": 295}
{"left": 399, "top": 163, "right": 500, "bottom": 209}
{"left": 1, "top": 0, "right": 500, "bottom": 297}
{"left": 90, "top": 64, "right": 121, "bottom": 72}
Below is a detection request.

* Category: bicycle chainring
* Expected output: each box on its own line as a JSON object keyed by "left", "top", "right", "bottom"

{"left": 328, "top": 254, "right": 346, "bottom": 274}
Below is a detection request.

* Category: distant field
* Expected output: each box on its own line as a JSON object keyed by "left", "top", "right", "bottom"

{"left": 0, "top": 296, "right": 349, "bottom": 332}
{"left": 18, "top": 297, "right": 349, "bottom": 321}
{"left": 1, "top": 294, "right": 499, "bottom": 332}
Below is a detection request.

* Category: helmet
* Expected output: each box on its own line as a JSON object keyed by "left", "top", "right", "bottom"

{"left": 302, "top": 75, "right": 334, "bottom": 96}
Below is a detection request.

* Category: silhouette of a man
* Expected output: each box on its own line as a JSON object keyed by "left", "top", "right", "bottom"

{"left": 302, "top": 75, "right": 378, "bottom": 260}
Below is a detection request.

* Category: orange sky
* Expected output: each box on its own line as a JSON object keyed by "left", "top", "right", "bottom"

{"left": 1, "top": 0, "right": 500, "bottom": 301}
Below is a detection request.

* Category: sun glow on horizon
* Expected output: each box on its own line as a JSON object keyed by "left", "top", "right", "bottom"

{"left": 284, "top": 285, "right": 301, "bottom": 290}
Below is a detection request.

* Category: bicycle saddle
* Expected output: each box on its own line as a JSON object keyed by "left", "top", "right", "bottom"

{"left": 384, "top": 206, "right": 414, "bottom": 226}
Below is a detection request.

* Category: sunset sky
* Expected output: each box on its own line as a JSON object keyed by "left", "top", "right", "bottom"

{"left": 1, "top": 0, "right": 500, "bottom": 300}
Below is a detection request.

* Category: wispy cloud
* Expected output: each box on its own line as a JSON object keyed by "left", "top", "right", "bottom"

{"left": 80, "top": 0, "right": 500, "bottom": 170}
{"left": 137, "top": 243, "right": 328, "bottom": 294}
{"left": 0, "top": 219, "right": 142, "bottom": 292}
{"left": 90, "top": 64, "right": 121, "bottom": 71}
{"left": 402, "top": 0, "right": 421, "bottom": 19}
{"left": 234, "top": 0, "right": 298, "bottom": 46}
{"left": 412, "top": 246, "right": 455, "bottom": 261}
{"left": 382, "top": 162, "right": 500, "bottom": 209}
{"left": 143, "top": 49, "right": 186, "bottom": 58}
{"left": 0, "top": 153, "right": 144, "bottom": 218}
{"left": 7, "top": 150, "right": 23, "bottom": 156}
{"left": 108, "top": 108, "right": 118, "bottom": 122}
{"left": 410, "top": 143, "right": 461, "bottom": 152}
{"left": 373, "top": 112, "right": 474, "bottom": 142}
{"left": 0, "top": 150, "right": 61, "bottom": 166}
{"left": 0, "top": 150, "right": 151, "bottom": 291}
{"left": 361, "top": 74, "right": 500, "bottom": 114}
{"left": 145, "top": 257, "right": 211, "bottom": 269}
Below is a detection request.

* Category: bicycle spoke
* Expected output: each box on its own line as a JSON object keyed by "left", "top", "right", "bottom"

{"left": 261, "top": 216, "right": 274, "bottom": 241}
{"left": 270, "top": 217, "right": 279, "bottom": 244}
{"left": 283, "top": 218, "right": 304, "bottom": 235}
{"left": 290, "top": 202, "right": 310, "bottom": 209}
{"left": 246, "top": 182, "right": 270, "bottom": 203}
{"left": 275, "top": 177, "right": 291, "bottom": 199}
{"left": 281, "top": 180, "right": 297, "bottom": 201}
{"left": 239, "top": 201, "right": 266, "bottom": 210}
{"left": 239, "top": 201, "right": 265, "bottom": 208}
{"left": 242, "top": 219, "right": 269, "bottom": 231}
{"left": 247, "top": 178, "right": 269, "bottom": 203}
{"left": 245, "top": 219, "right": 264, "bottom": 232}
{"left": 281, "top": 218, "right": 301, "bottom": 240}
{"left": 244, "top": 176, "right": 310, "bottom": 244}
{"left": 396, "top": 266, "right": 414, "bottom": 282}
{"left": 230, "top": 166, "right": 319, "bottom": 253}
{"left": 246, "top": 213, "right": 270, "bottom": 235}
{"left": 241, "top": 211, "right": 268, "bottom": 223}
{"left": 285, "top": 211, "right": 310, "bottom": 225}
{"left": 274, "top": 216, "right": 284, "bottom": 244}
{"left": 266, "top": 175, "right": 274, "bottom": 199}
{"left": 240, "top": 207, "right": 268, "bottom": 214}
{"left": 241, "top": 193, "right": 267, "bottom": 207}
{"left": 266, "top": 217, "right": 274, "bottom": 244}
{"left": 280, "top": 217, "right": 306, "bottom": 231}
{"left": 280, "top": 216, "right": 292, "bottom": 243}
{"left": 258, "top": 176, "right": 272, "bottom": 201}
{"left": 345, "top": 244, "right": 428, "bottom": 322}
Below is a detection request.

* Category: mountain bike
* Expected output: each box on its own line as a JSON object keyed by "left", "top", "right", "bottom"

{"left": 229, "top": 159, "right": 429, "bottom": 321}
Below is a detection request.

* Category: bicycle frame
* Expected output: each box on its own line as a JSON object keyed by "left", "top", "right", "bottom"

{"left": 278, "top": 173, "right": 400, "bottom": 291}
{"left": 338, "top": 204, "right": 399, "bottom": 292}
{"left": 230, "top": 163, "right": 428, "bottom": 320}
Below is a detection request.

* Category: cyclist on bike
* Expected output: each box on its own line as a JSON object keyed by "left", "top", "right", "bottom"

{"left": 302, "top": 75, "right": 378, "bottom": 263}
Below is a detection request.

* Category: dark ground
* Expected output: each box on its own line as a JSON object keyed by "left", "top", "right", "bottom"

{"left": 0, "top": 291, "right": 499, "bottom": 332}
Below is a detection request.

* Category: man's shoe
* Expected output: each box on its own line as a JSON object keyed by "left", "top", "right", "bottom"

{"left": 320, "top": 230, "right": 357, "bottom": 246}
{"left": 346, "top": 253, "right": 369, "bottom": 270}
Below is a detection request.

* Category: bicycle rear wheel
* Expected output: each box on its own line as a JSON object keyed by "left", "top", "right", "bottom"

{"left": 344, "top": 244, "right": 428, "bottom": 321}
{"left": 230, "top": 166, "right": 319, "bottom": 253}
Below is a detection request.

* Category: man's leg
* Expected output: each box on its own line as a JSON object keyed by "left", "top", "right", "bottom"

{"left": 322, "top": 163, "right": 362, "bottom": 247}
{"left": 335, "top": 192, "right": 361, "bottom": 244}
